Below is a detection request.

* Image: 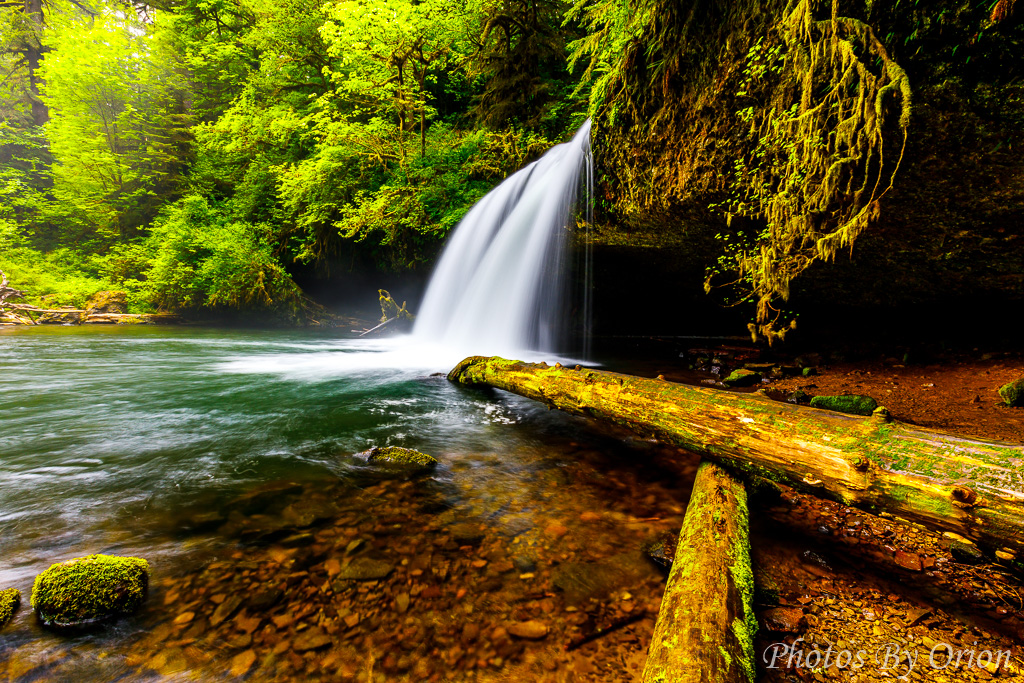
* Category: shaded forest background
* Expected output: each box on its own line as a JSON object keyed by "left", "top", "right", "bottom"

{"left": 1, "top": 0, "right": 1022, "bottom": 341}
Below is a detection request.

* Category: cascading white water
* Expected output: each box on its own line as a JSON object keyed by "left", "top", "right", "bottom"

{"left": 414, "top": 120, "right": 593, "bottom": 359}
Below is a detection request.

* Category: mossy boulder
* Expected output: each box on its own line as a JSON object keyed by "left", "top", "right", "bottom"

{"left": 0, "top": 588, "right": 20, "bottom": 630}
{"left": 722, "top": 369, "right": 762, "bottom": 387}
{"left": 31, "top": 554, "right": 149, "bottom": 629}
{"left": 998, "top": 378, "right": 1024, "bottom": 407}
{"left": 85, "top": 290, "right": 127, "bottom": 315}
{"left": 809, "top": 394, "right": 879, "bottom": 416}
{"left": 363, "top": 446, "right": 437, "bottom": 469}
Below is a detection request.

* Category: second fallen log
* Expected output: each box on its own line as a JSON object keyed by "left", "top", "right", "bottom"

{"left": 447, "top": 356, "right": 1024, "bottom": 558}
{"left": 642, "top": 460, "right": 756, "bottom": 683}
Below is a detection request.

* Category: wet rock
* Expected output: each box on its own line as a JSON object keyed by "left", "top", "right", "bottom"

{"left": 32, "top": 554, "right": 149, "bottom": 630}
{"left": 395, "top": 592, "right": 410, "bottom": 613}
{"left": 809, "top": 394, "right": 878, "bottom": 416}
{"left": 362, "top": 446, "right": 438, "bottom": 469}
{"left": 723, "top": 369, "right": 762, "bottom": 387}
{"left": 579, "top": 511, "right": 601, "bottom": 523}
{"left": 210, "top": 594, "right": 243, "bottom": 626}
{"left": 949, "top": 540, "right": 986, "bottom": 565}
{"left": 0, "top": 588, "right": 20, "bottom": 630}
{"left": 998, "top": 377, "right": 1024, "bottom": 407}
{"left": 787, "top": 390, "right": 810, "bottom": 404}
{"left": 801, "top": 367, "right": 818, "bottom": 377}
{"left": 760, "top": 607, "right": 808, "bottom": 633}
{"left": 893, "top": 550, "right": 923, "bottom": 572}
{"left": 553, "top": 553, "right": 653, "bottom": 604}
{"left": 293, "top": 627, "right": 331, "bottom": 652}
{"left": 334, "top": 557, "right": 394, "bottom": 581}
{"left": 449, "top": 523, "right": 485, "bottom": 546}
{"left": 641, "top": 537, "right": 677, "bottom": 570}
{"left": 248, "top": 588, "right": 283, "bottom": 611}
{"left": 507, "top": 620, "right": 549, "bottom": 640}
{"left": 512, "top": 555, "right": 537, "bottom": 573}
{"left": 230, "top": 650, "right": 257, "bottom": 677}
{"left": 544, "top": 523, "right": 568, "bottom": 539}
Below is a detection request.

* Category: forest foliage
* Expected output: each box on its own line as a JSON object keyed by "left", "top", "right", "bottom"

{"left": 2, "top": 0, "right": 1021, "bottom": 327}
{"left": 1, "top": 0, "right": 583, "bottom": 318}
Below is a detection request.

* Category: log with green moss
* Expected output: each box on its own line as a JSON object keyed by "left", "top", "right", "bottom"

{"left": 448, "top": 356, "right": 1024, "bottom": 558}
{"left": 642, "top": 460, "right": 755, "bottom": 683}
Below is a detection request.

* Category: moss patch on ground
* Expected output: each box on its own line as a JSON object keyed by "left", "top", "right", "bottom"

{"left": 809, "top": 394, "right": 879, "bottom": 416}
{"left": 31, "top": 554, "right": 149, "bottom": 629}
{"left": 998, "top": 378, "right": 1024, "bottom": 407}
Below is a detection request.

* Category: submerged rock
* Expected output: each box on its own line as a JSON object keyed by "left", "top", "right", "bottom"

{"left": 722, "top": 369, "right": 762, "bottom": 387}
{"left": 362, "top": 446, "right": 438, "bottom": 469}
{"left": 809, "top": 394, "right": 878, "bottom": 416}
{"left": 998, "top": 377, "right": 1024, "bottom": 407}
{"left": 31, "top": 554, "right": 149, "bottom": 630}
{"left": 0, "top": 588, "right": 20, "bottom": 630}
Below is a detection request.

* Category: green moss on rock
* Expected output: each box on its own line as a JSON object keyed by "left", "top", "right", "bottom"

{"left": 809, "top": 394, "right": 878, "bottom": 416}
{"left": 364, "top": 446, "right": 438, "bottom": 468}
{"left": 31, "top": 554, "right": 149, "bottom": 629}
{"left": 723, "top": 369, "right": 762, "bottom": 387}
{"left": 998, "top": 378, "right": 1024, "bottom": 407}
{"left": 0, "top": 588, "right": 20, "bottom": 630}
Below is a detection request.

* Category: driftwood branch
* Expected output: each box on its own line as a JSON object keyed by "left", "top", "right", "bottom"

{"left": 642, "top": 461, "right": 755, "bottom": 682}
{"left": 447, "top": 356, "right": 1024, "bottom": 558}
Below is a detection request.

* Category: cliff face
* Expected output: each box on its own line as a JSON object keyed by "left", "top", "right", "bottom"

{"left": 587, "top": 0, "right": 1024, "bottom": 343}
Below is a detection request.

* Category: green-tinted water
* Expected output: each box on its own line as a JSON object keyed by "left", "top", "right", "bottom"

{"left": 0, "top": 326, "right": 695, "bottom": 681}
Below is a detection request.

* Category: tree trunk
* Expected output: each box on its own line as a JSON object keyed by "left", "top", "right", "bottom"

{"left": 642, "top": 460, "right": 755, "bottom": 683}
{"left": 448, "top": 356, "right": 1024, "bottom": 558}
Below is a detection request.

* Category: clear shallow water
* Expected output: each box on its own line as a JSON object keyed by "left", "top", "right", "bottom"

{"left": 0, "top": 326, "right": 694, "bottom": 681}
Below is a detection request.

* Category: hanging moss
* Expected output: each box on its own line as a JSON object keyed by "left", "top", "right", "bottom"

{"left": 31, "top": 555, "right": 149, "bottom": 629}
{"left": 569, "top": 0, "right": 911, "bottom": 342}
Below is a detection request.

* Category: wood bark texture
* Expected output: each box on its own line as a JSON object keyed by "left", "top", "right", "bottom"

{"left": 448, "top": 356, "right": 1024, "bottom": 558}
{"left": 642, "top": 460, "right": 755, "bottom": 683}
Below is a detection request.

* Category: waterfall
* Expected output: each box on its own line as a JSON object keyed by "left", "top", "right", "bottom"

{"left": 414, "top": 120, "right": 593, "bottom": 358}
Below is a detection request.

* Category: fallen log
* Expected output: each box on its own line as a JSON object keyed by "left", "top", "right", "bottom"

{"left": 642, "top": 460, "right": 755, "bottom": 683}
{"left": 448, "top": 356, "right": 1024, "bottom": 558}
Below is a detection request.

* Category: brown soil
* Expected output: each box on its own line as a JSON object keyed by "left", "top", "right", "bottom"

{"left": 769, "top": 352, "right": 1024, "bottom": 444}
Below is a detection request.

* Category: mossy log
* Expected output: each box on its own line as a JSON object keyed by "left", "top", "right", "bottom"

{"left": 642, "top": 460, "right": 755, "bottom": 683}
{"left": 448, "top": 356, "right": 1024, "bottom": 557}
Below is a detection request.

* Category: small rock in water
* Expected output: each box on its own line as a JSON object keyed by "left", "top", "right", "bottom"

{"left": 512, "top": 555, "right": 537, "bottom": 573}
{"left": 230, "top": 650, "right": 257, "bottom": 677}
{"left": 31, "top": 554, "right": 149, "bottom": 630}
{"left": 395, "top": 592, "right": 410, "bottom": 613}
{"left": 335, "top": 557, "right": 394, "bottom": 581}
{"left": 293, "top": 628, "right": 331, "bottom": 652}
{"left": 361, "top": 446, "right": 438, "bottom": 469}
{"left": 210, "top": 594, "right": 243, "bottom": 626}
{"left": 0, "top": 588, "right": 20, "bottom": 630}
{"left": 508, "top": 620, "right": 549, "bottom": 640}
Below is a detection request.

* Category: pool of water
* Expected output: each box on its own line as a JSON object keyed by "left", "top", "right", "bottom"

{"left": 0, "top": 326, "right": 697, "bottom": 681}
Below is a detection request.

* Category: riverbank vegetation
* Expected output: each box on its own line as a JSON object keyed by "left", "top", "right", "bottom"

{"left": 2, "top": 0, "right": 1022, "bottom": 333}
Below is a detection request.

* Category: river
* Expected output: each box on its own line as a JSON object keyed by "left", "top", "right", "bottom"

{"left": 0, "top": 326, "right": 695, "bottom": 681}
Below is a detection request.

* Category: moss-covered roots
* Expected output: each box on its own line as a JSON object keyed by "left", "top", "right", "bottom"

{"left": 0, "top": 588, "right": 21, "bottom": 630}
{"left": 32, "top": 554, "right": 149, "bottom": 629}
{"left": 642, "top": 461, "right": 756, "bottom": 683}
{"left": 449, "top": 357, "right": 1024, "bottom": 556}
